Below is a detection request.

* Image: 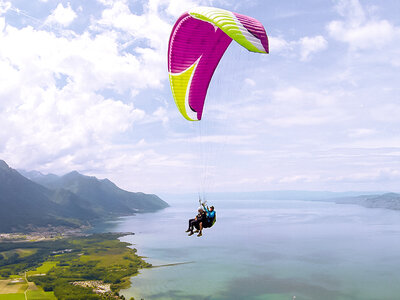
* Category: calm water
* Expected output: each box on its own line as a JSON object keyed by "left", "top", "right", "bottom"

{"left": 96, "top": 199, "right": 400, "bottom": 300}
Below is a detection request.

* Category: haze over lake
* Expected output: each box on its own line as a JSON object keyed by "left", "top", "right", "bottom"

{"left": 96, "top": 198, "right": 400, "bottom": 300}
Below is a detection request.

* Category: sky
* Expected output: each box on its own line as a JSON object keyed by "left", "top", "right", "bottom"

{"left": 0, "top": 0, "right": 400, "bottom": 194}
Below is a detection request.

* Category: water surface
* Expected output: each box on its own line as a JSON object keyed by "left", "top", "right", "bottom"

{"left": 98, "top": 199, "right": 400, "bottom": 300}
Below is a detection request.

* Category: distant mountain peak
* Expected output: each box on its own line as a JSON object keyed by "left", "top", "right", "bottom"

{"left": 0, "top": 159, "right": 10, "bottom": 170}
{"left": 0, "top": 160, "right": 168, "bottom": 232}
{"left": 101, "top": 178, "right": 114, "bottom": 184}
{"left": 63, "top": 170, "right": 85, "bottom": 179}
{"left": 67, "top": 170, "right": 81, "bottom": 176}
{"left": 19, "top": 169, "right": 44, "bottom": 178}
{"left": 63, "top": 171, "right": 100, "bottom": 183}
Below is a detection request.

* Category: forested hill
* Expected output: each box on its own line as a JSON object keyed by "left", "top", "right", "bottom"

{"left": 0, "top": 160, "right": 95, "bottom": 232}
{"left": 328, "top": 193, "right": 400, "bottom": 211}
{"left": 22, "top": 169, "right": 169, "bottom": 214}
{"left": 0, "top": 160, "right": 168, "bottom": 232}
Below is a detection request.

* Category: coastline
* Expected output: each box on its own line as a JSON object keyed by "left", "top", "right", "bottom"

{"left": 0, "top": 229, "right": 152, "bottom": 299}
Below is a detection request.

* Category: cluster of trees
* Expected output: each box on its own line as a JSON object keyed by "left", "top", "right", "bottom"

{"left": 0, "top": 233, "right": 150, "bottom": 299}
{"left": 0, "top": 239, "right": 72, "bottom": 278}
{"left": 0, "top": 249, "right": 45, "bottom": 278}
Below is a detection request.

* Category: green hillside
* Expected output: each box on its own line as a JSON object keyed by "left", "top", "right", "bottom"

{"left": 0, "top": 160, "right": 168, "bottom": 233}
{"left": 0, "top": 161, "right": 92, "bottom": 232}
{"left": 28, "top": 170, "right": 169, "bottom": 214}
{"left": 329, "top": 193, "right": 400, "bottom": 210}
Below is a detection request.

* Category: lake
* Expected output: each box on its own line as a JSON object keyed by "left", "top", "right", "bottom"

{"left": 96, "top": 198, "right": 400, "bottom": 300}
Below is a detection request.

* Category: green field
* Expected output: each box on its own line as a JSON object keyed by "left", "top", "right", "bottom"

{"left": 0, "top": 278, "right": 56, "bottom": 299}
{"left": 27, "top": 261, "right": 58, "bottom": 276}
{"left": 0, "top": 294, "right": 25, "bottom": 300}
{"left": 0, "top": 279, "right": 27, "bottom": 294}
{"left": 27, "top": 290, "right": 57, "bottom": 300}
{"left": 0, "top": 248, "right": 37, "bottom": 260}
{"left": 16, "top": 249, "right": 38, "bottom": 258}
{"left": 0, "top": 233, "right": 150, "bottom": 299}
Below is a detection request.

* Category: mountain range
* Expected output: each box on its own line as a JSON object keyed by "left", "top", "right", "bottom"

{"left": 0, "top": 160, "right": 168, "bottom": 232}
{"left": 327, "top": 192, "right": 400, "bottom": 211}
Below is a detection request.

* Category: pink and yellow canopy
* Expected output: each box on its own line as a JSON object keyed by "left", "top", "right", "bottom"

{"left": 168, "top": 7, "right": 269, "bottom": 121}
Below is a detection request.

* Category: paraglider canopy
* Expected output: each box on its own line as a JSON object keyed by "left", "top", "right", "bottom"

{"left": 168, "top": 7, "right": 269, "bottom": 121}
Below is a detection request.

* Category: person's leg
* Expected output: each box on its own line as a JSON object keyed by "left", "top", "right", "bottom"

{"left": 203, "top": 220, "right": 210, "bottom": 228}
{"left": 193, "top": 217, "right": 203, "bottom": 232}
{"left": 193, "top": 221, "right": 200, "bottom": 232}
{"left": 186, "top": 218, "right": 195, "bottom": 232}
{"left": 198, "top": 222, "right": 203, "bottom": 237}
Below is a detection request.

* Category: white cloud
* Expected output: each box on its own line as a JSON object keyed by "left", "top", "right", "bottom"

{"left": 165, "top": 0, "right": 200, "bottom": 18}
{"left": 370, "top": 104, "right": 400, "bottom": 123}
{"left": 279, "top": 175, "right": 320, "bottom": 184}
{"left": 2, "top": 85, "right": 145, "bottom": 165}
{"left": 185, "top": 135, "right": 255, "bottom": 145}
{"left": 45, "top": 2, "right": 77, "bottom": 27}
{"left": 0, "top": 1, "right": 11, "bottom": 14}
{"left": 261, "top": 86, "right": 344, "bottom": 128}
{"left": 205, "top": 83, "right": 349, "bottom": 132}
{"left": 0, "top": 2, "right": 176, "bottom": 172}
{"left": 0, "top": 0, "right": 219, "bottom": 192}
{"left": 0, "top": 24, "right": 158, "bottom": 93}
{"left": 0, "top": 16, "right": 5, "bottom": 31}
{"left": 268, "top": 35, "right": 327, "bottom": 61}
{"left": 268, "top": 36, "right": 293, "bottom": 54}
{"left": 348, "top": 128, "right": 377, "bottom": 138}
{"left": 299, "top": 35, "right": 327, "bottom": 61}
{"left": 1, "top": 1, "right": 400, "bottom": 193}
{"left": 94, "top": 0, "right": 174, "bottom": 88}
{"left": 97, "top": 0, "right": 114, "bottom": 5}
{"left": 334, "top": 0, "right": 365, "bottom": 25}
{"left": 236, "top": 149, "right": 265, "bottom": 156}
{"left": 328, "top": 0, "right": 400, "bottom": 51}
{"left": 328, "top": 168, "right": 400, "bottom": 183}
{"left": 244, "top": 78, "right": 256, "bottom": 86}
{"left": 328, "top": 19, "right": 397, "bottom": 50}
{"left": 152, "top": 106, "right": 169, "bottom": 124}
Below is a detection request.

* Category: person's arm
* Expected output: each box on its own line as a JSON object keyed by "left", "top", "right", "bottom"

{"left": 202, "top": 204, "right": 209, "bottom": 213}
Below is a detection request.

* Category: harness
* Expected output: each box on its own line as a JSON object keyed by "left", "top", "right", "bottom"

{"left": 204, "top": 212, "right": 216, "bottom": 228}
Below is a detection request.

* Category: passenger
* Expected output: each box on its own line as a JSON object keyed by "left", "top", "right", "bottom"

{"left": 197, "top": 205, "right": 216, "bottom": 237}
{"left": 186, "top": 207, "right": 205, "bottom": 236}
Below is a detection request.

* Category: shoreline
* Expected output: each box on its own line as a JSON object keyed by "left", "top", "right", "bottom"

{"left": 0, "top": 230, "right": 152, "bottom": 299}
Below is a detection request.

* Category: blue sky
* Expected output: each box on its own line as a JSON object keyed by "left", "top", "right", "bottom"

{"left": 0, "top": 0, "right": 399, "bottom": 194}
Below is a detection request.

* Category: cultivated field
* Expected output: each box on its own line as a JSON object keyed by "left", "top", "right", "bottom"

{"left": 0, "top": 279, "right": 26, "bottom": 294}
{"left": 27, "top": 261, "right": 57, "bottom": 276}
{"left": 0, "top": 279, "right": 56, "bottom": 300}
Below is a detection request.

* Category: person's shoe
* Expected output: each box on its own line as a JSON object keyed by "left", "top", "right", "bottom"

{"left": 197, "top": 232, "right": 202, "bottom": 237}
{"left": 193, "top": 229, "right": 199, "bottom": 233}
{"left": 185, "top": 229, "right": 191, "bottom": 233}
{"left": 188, "top": 232, "right": 194, "bottom": 236}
